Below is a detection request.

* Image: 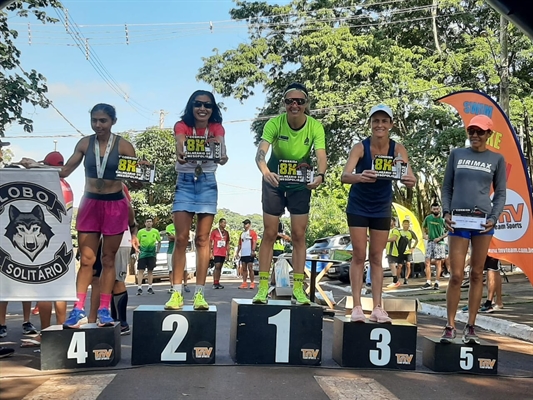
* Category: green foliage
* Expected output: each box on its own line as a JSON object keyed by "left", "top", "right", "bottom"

{"left": 0, "top": 0, "right": 63, "bottom": 136}
{"left": 198, "top": 0, "right": 533, "bottom": 221}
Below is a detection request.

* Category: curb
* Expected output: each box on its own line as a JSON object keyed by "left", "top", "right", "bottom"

{"left": 419, "top": 302, "right": 533, "bottom": 343}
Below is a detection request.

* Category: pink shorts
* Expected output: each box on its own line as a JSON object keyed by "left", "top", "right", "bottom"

{"left": 76, "top": 191, "right": 129, "bottom": 236}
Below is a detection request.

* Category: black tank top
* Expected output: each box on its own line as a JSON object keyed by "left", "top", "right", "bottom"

{"left": 84, "top": 135, "right": 121, "bottom": 180}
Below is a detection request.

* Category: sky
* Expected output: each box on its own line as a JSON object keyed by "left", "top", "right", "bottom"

{"left": 4, "top": 0, "right": 293, "bottom": 215}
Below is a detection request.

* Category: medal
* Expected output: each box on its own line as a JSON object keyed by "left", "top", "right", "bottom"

{"left": 96, "top": 178, "right": 104, "bottom": 190}
{"left": 195, "top": 164, "right": 203, "bottom": 177}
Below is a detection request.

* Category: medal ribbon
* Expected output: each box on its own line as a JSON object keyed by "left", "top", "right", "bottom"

{"left": 95, "top": 134, "right": 116, "bottom": 180}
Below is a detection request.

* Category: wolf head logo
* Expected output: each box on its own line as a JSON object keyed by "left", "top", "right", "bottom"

{"left": 4, "top": 205, "right": 54, "bottom": 262}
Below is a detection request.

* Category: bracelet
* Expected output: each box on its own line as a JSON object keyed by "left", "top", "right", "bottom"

{"left": 317, "top": 173, "right": 325, "bottom": 183}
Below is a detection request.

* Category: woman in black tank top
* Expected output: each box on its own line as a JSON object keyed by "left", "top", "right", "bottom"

{"left": 24, "top": 104, "right": 139, "bottom": 328}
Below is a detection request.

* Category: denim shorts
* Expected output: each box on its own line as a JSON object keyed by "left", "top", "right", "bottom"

{"left": 172, "top": 172, "right": 218, "bottom": 214}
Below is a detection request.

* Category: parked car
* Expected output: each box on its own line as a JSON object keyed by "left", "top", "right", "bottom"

{"left": 305, "top": 234, "right": 351, "bottom": 273}
{"left": 326, "top": 243, "right": 391, "bottom": 283}
{"left": 136, "top": 239, "right": 197, "bottom": 283}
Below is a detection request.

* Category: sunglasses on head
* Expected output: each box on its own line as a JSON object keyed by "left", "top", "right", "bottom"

{"left": 193, "top": 101, "right": 214, "bottom": 109}
{"left": 467, "top": 128, "right": 487, "bottom": 136}
{"left": 284, "top": 98, "right": 306, "bottom": 106}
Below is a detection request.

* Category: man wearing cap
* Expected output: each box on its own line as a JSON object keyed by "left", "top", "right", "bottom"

{"left": 341, "top": 104, "right": 417, "bottom": 323}
{"left": 253, "top": 82, "right": 327, "bottom": 305}
{"left": 236, "top": 219, "right": 258, "bottom": 290}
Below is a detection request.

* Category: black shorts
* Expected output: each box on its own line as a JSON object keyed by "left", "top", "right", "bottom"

{"left": 484, "top": 256, "right": 499, "bottom": 271}
{"left": 240, "top": 256, "right": 255, "bottom": 264}
{"left": 347, "top": 214, "right": 390, "bottom": 231}
{"left": 387, "top": 255, "right": 400, "bottom": 264}
{"left": 137, "top": 257, "right": 156, "bottom": 271}
{"left": 262, "top": 180, "right": 311, "bottom": 216}
{"left": 213, "top": 256, "right": 226, "bottom": 264}
{"left": 397, "top": 254, "right": 413, "bottom": 264}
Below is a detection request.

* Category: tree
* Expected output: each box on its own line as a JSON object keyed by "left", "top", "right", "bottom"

{"left": 1, "top": 0, "right": 62, "bottom": 136}
{"left": 123, "top": 128, "right": 177, "bottom": 230}
{"left": 197, "top": 0, "right": 533, "bottom": 220}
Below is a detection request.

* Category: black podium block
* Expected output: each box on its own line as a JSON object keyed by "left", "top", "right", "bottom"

{"left": 333, "top": 317, "right": 417, "bottom": 370}
{"left": 131, "top": 305, "right": 217, "bottom": 365}
{"left": 422, "top": 337, "right": 498, "bottom": 374}
{"left": 230, "top": 299, "right": 323, "bottom": 365}
{"left": 41, "top": 323, "right": 121, "bottom": 371}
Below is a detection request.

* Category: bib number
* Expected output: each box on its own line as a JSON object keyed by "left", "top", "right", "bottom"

{"left": 217, "top": 240, "right": 226, "bottom": 248}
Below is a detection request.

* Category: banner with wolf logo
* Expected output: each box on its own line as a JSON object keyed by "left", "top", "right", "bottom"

{"left": 0, "top": 169, "right": 76, "bottom": 301}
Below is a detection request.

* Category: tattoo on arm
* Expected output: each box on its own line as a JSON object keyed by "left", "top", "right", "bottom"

{"left": 256, "top": 149, "right": 266, "bottom": 164}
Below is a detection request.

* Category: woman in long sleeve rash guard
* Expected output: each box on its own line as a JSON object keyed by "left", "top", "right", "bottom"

{"left": 440, "top": 114, "right": 506, "bottom": 345}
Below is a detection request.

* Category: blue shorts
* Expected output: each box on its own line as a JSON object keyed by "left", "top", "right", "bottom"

{"left": 448, "top": 228, "right": 494, "bottom": 239}
{"left": 172, "top": 172, "right": 218, "bottom": 214}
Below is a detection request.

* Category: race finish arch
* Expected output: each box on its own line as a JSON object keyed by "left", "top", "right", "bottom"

{"left": 437, "top": 90, "right": 533, "bottom": 285}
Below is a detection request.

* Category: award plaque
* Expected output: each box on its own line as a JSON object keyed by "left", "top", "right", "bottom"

{"left": 115, "top": 155, "right": 155, "bottom": 183}
{"left": 277, "top": 160, "right": 314, "bottom": 184}
{"left": 372, "top": 155, "right": 408, "bottom": 180}
{"left": 184, "top": 136, "right": 221, "bottom": 162}
{"left": 451, "top": 209, "right": 487, "bottom": 230}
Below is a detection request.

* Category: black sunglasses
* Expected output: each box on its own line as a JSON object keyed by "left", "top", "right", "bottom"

{"left": 193, "top": 101, "right": 214, "bottom": 109}
{"left": 284, "top": 98, "right": 306, "bottom": 106}
{"left": 467, "top": 128, "right": 487, "bottom": 136}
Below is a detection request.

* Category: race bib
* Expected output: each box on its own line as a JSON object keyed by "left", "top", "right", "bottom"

{"left": 184, "top": 136, "right": 221, "bottom": 162}
{"left": 372, "top": 155, "right": 408, "bottom": 180}
{"left": 277, "top": 159, "right": 313, "bottom": 183}
{"left": 217, "top": 240, "right": 226, "bottom": 248}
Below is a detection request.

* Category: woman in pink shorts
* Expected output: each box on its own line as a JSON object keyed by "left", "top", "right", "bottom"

{"left": 34, "top": 104, "right": 137, "bottom": 328}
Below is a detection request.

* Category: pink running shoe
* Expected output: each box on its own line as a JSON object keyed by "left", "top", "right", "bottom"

{"left": 350, "top": 306, "right": 366, "bottom": 323}
{"left": 369, "top": 306, "right": 392, "bottom": 323}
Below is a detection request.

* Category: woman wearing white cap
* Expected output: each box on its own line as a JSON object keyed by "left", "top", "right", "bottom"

{"left": 341, "top": 104, "right": 416, "bottom": 323}
{"left": 440, "top": 114, "right": 506, "bottom": 344}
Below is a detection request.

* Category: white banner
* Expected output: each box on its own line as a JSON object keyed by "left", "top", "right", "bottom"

{"left": 0, "top": 169, "right": 76, "bottom": 301}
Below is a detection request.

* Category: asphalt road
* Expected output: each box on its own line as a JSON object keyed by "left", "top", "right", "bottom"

{"left": 1, "top": 278, "right": 532, "bottom": 400}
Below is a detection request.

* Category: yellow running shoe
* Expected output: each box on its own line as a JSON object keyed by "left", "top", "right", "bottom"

{"left": 193, "top": 292, "right": 209, "bottom": 310}
{"left": 292, "top": 286, "right": 311, "bottom": 305}
{"left": 252, "top": 286, "right": 269, "bottom": 304}
{"left": 164, "top": 291, "right": 184, "bottom": 310}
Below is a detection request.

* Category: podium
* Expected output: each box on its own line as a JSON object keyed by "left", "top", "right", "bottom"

{"left": 131, "top": 305, "right": 217, "bottom": 365}
{"left": 230, "top": 299, "right": 323, "bottom": 365}
{"left": 333, "top": 317, "right": 417, "bottom": 369}
{"left": 40, "top": 323, "right": 121, "bottom": 371}
{"left": 422, "top": 337, "right": 498, "bottom": 374}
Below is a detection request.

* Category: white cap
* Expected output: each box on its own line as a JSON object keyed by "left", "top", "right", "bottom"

{"left": 369, "top": 104, "right": 393, "bottom": 119}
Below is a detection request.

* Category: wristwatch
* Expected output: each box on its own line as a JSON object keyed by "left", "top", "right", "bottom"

{"left": 317, "top": 173, "right": 325, "bottom": 183}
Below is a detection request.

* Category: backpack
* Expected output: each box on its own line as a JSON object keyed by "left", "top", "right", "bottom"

{"left": 397, "top": 233, "right": 411, "bottom": 255}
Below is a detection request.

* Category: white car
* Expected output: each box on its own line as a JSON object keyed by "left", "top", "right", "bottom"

{"left": 137, "top": 240, "right": 197, "bottom": 282}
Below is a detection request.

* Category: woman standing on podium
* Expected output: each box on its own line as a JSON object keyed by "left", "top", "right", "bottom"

{"left": 164, "top": 90, "right": 228, "bottom": 311}
{"left": 253, "top": 82, "right": 327, "bottom": 305}
{"left": 341, "top": 104, "right": 416, "bottom": 323}
{"left": 440, "top": 115, "right": 506, "bottom": 344}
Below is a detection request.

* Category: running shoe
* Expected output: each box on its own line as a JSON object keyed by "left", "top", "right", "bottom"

{"left": 193, "top": 292, "right": 209, "bottom": 310}
{"left": 433, "top": 282, "right": 440, "bottom": 290}
{"left": 136, "top": 288, "right": 143, "bottom": 296}
{"left": 168, "top": 288, "right": 174, "bottom": 293}
{"left": 213, "top": 283, "right": 225, "bottom": 289}
{"left": 63, "top": 308, "right": 88, "bottom": 329}
{"left": 147, "top": 287, "right": 154, "bottom": 295}
{"left": 22, "top": 322, "right": 38, "bottom": 335}
{"left": 461, "top": 305, "right": 469, "bottom": 312}
{"left": 184, "top": 286, "right": 191, "bottom": 293}
{"left": 120, "top": 323, "right": 131, "bottom": 336}
{"left": 97, "top": 308, "right": 114, "bottom": 327}
{"left": 292, "top": 287, "right": 311, "bottom": 305}
{"left": 0, "top": 325, "right": 7, "bottom": 338}
{"left": 369, "top": 306, "right": 392, "bottom": 323}
{"left": 164, "top": 292, "right": 184, "bottom": 310}
{"left": 350, "top": 306, "right": 366, "bottom": 323}
{"left": 238, "top": 283, "right": 248, "bottom": 289}
{"left": 31, "top": 306, "right": 39, "bottom": 315}
{"left": 386, "top": 281, "right": 400, "bottom": 288}
{"left": 249, "top": 282, "right": 255, "bottom": 290}
{"left": 0, "top": 347, "right": 14, "bottom": 359}
{"left": 462, "top": 324, "right": 480, "bottom": 344}
{"left": 440, "top": 325, "right": 456, "bottom": 344}
{"left": 403, "top": 279, "right": 408, "bottom": 285}
{"left": 252, "top": 286, "right": 269, "bottom": 304}
{"left": 421, "top": 282, "right": 432, "bottom": 290}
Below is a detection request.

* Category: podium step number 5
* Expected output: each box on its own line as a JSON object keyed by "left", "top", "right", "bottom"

{"left": 67, "top": 332, "right": 89, "bottom": 364}
{"left": 268, "top": 309, "right": 290, "bottom": 363}
{"left": 460, "top": 347, "right": 474, "bottom": 370}
{"left": 370, "top": 328, "right": 392, "bottom": 367}
{"left": 161, "top": 314, "right": 189, "bottom": 361}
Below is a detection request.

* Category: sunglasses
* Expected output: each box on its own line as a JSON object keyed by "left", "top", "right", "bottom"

{"left": 467, "top": 128, "right": 488, "bottom": 136}
{"left": 193, "top": 101, "right": 214, "bottom": 109}
{"left": 284, "top": 98, "right": 307, "bottom": 106}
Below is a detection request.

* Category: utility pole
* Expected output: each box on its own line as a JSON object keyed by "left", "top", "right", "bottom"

{"left": 157, "top": 109, "right": 169, "bottom": 129}
{"left": 53, "top": 140, "right": 57, "bottom": 151}
{"left": 500, "top": 15, "right": 510, "bottom": 116}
